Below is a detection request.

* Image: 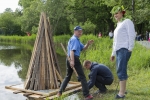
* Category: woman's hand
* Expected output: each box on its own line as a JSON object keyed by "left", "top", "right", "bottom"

{"left": 110, "top": 56, "right": 115, "bottom": 62}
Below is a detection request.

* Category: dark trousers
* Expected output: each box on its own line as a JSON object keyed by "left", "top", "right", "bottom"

{"left": 95, "top": 76, "right": 113, "bottom": 91}
{"left": 59, "top": 56, "right": 89, "bottom": 97}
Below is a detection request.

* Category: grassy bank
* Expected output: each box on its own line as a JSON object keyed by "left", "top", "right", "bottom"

{"left": 53, "top": 35, "right": 150, "bottom": 100}
{"left": 0, "top": 34, "right": 36, "bottom": 44}
{"left": 1, "top": 35, "right": 150, "bottom": 100}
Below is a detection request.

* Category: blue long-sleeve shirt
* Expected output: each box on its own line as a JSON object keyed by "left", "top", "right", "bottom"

{"left": 87, "top": 62, "right": 113, "bottom": 89}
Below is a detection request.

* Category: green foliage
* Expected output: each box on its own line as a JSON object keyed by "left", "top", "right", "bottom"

{"left": 129, "top": 42, "right": 150, "bottom": 69}
{"left": 79, "top": 19, "right": 96, "bottom": 34}
{"left": 0, "top": 11, "right": 23, "bottom": 35}
{"left": 0, "top": 0, "right": 150, "bottom": 36}
{"left": 53, "top": 35, "right": 150, "bottom": 70}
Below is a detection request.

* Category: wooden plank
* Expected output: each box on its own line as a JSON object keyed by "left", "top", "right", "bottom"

{"left": 5, "top": 86, "right": 49, "bottom": 96}
{"left": 25, "top": 13, "right": 44, "bottom": 89}
{"left": 43, "top": 13, "right": 55, "bottom": 89}
{"left": 44, "top": 18, "right": 59, "bottom": 89}
{"left": 39, "top": 43, "right": 44, "bottom": 90}
{"left": 39, "top": 37, "right": 46, "bottom": 90}
{"left": 47, "top": 18, "right": 61, "bottom": 76}
{"left": 29, "top": 20, "right": 45, "bottom": 90}
{"left": 55, "top": 68, "right": 63, "bottom": 82}
{"left": 46, "top": 86, "right": 82, "bottom": 100}
{"left": 39, "top": 83, "right": 81, "bottom": 98}
{"left": 9, "top": 86, "right": 82, "bottom": 100}
{"left": 6, "top": 83, "right": 81, "bottom": 97}
{"left": 13, "top": 90, "right": 22, "bottom": 94}
{"left": 23, "top": 93, "right": 34, "bottom": 97}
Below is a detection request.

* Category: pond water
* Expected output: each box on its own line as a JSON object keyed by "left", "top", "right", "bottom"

{"left": 0, "top": 43, "right": 79, "bottom": 100}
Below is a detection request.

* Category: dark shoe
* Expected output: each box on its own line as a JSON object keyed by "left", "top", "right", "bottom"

{"left": 115, "top": 94, "right": 125, "bottom": 99}
{"left": 57, "top": 91, "right": 62, "bottom": 97}
{"left": 84, "top": 94, "right": 93, "bottom": 100}
{"left": 99, "top": 90, "right": 107, "bottom": 94}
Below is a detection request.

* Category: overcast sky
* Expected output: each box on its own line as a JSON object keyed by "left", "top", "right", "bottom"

{"left": 0, "top": 0, "right": 20, "bottom": 13}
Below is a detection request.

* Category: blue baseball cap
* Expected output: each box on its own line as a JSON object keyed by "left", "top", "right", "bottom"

{"left": 74, "top": 26, "right": 82, "bottom": 31}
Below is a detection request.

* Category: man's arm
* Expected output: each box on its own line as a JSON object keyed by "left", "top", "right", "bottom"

{"left": 87, "top": 67, "right": 97, "bottom": 89}
{"left": 70, "top": 50, "right": 75, "bottom": 68}
{"left": 82, "top": 40, "right": 94, "bottom": 50}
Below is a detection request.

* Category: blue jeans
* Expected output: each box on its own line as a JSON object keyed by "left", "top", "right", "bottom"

{"left": 116, "top": 48, "right": 131, "bottom": 81}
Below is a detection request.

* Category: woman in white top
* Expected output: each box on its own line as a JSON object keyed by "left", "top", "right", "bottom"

{"left": 110, "top": 6, "right": 136, "bottom": 99}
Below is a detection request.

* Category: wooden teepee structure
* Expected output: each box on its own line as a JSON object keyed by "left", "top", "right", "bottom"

{"left": 24, "top": 12, "right": 62, "bottom": 90}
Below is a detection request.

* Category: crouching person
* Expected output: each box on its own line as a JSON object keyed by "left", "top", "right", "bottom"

{"left": 83, "top": 60, "right": 113, "bottom": 94}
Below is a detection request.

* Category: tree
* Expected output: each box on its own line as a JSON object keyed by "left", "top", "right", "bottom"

{"left": 0, "top": 11, "right": 23, "bottom": 35}
{"left": 19, "top": 0, "right": 70, "bottom": 35}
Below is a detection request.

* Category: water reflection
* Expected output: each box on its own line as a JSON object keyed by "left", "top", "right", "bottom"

{"left": 0, "top": 43, "right": 30, "bottom": 100}
{"left": 0, "top": 63, "right": 26, "bottom": 100}
{"left": 0, "top": 43, "right": 78, "bottom": 100}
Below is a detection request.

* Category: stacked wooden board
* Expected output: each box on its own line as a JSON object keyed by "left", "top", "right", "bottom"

{"left": 24, "top": 12, "right": 62, "bottom": 90}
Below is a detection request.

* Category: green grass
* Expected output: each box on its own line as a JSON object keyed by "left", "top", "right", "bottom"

{"left": 54, "top": 35, "right": 150, "bottom": 100}
{"left": 87, "top": 68, "right": 150, "bottom": 100}
{"left": 0, "top": 34, "right": 36, "bottom": 44}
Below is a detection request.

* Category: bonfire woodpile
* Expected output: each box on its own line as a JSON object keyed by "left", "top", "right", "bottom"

{"left": 24, "top": 12, "right": 62, "bottom": 90}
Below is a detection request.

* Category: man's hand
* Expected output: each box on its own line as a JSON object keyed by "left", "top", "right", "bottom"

{"left": 87, "top": 40, "right": 94, "bottom": 45}
{"left": 83, "top": 40, "right": 94, "bottom": 50}
{"left": 70, "top": 60, "right": 74, "bottom": 68}
{"left": 110, "top": 56, "right": 115, "bottom": 62}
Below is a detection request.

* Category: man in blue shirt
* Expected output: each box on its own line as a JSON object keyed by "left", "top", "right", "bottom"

{"left": 57, "top": 26, "right": 94, "bottom": 100}
{"left": 83, "top": 60, "right": 113, "bottom": 94}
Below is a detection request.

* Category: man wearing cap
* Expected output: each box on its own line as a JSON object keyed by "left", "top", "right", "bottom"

{"left": 57, "top": 26, "right": 94, "bottom": 100}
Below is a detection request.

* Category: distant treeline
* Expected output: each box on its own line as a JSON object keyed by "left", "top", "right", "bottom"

{"left": 0, "top": 0, "right": 150, "bottom": 36}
